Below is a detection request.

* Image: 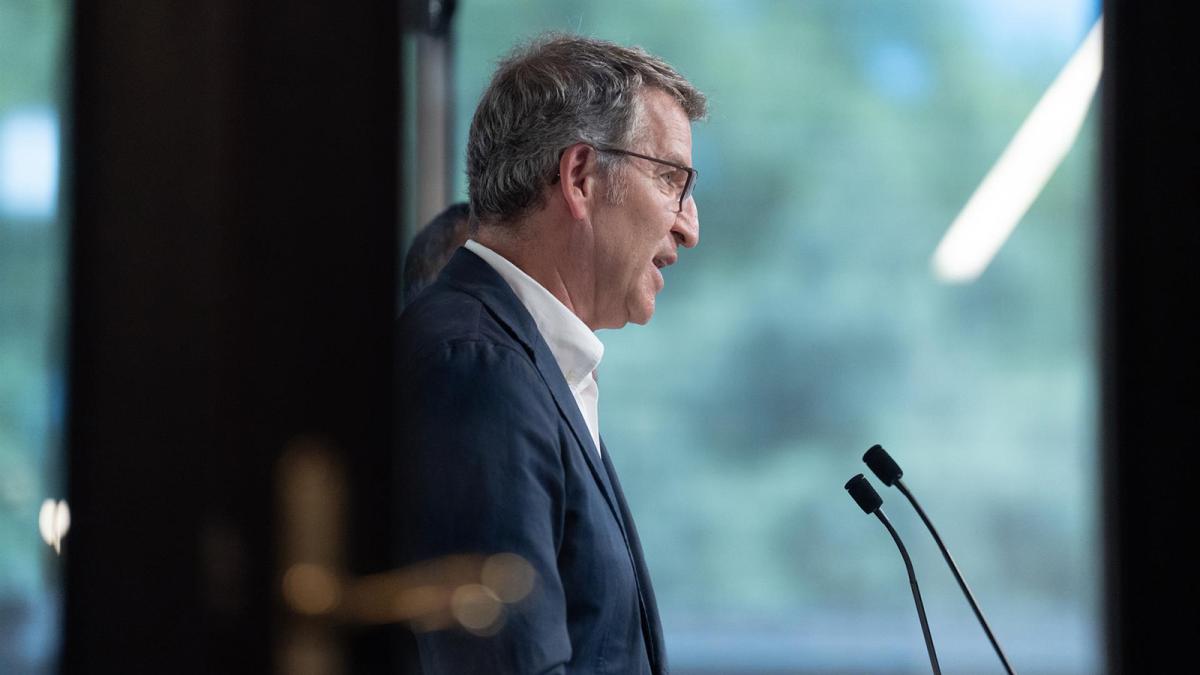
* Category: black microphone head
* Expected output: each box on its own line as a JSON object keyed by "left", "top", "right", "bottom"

{"left": 864, "top": 444, "right": 903, "bottom": 486}
{"left": 845, "top": 474, "right": 883, "bottom": 514}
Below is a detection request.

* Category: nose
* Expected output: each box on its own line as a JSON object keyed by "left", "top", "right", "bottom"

{"left": 671, "top": 198, "right": 700, "bottom": 249}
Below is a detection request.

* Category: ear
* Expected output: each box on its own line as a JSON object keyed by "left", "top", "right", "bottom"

{"left": 557, "top": 143, "right": 600, "bottom": 221}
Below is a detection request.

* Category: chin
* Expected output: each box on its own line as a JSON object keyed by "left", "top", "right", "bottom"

{"left": 627, "top": 296, "right": 656, "bottom": 325}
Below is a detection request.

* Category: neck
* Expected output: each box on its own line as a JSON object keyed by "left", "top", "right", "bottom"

{"left": 475, "top": 213, "right": 599, "bottom": 328}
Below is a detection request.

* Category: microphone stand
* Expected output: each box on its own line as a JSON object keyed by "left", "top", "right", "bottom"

{"left": 877, "top": 507, "right": 942, "bottom": 675}
{"left": 895, "top": 478, "right": 1016, "bottom": 675}
{"left": 846, "top": 474, "right": 941, "bottom": 675}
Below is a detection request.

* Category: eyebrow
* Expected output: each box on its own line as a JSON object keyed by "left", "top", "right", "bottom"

{"left": 659, "top": 149, "right": 690, "bottom": 166}
{"left": 610, "top": 145, "right": 691, "bottom": 170}
{"left": 667, "top": 149, "right": 696, "bottom": 166}
{"left": 643, "top": 150, "right": 690, "bottom": 169}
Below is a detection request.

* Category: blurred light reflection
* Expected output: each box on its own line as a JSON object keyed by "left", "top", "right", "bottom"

{"left": 933, "top": 17, "right": 1103, "bottom": 283}
{"left": 282, "top": 563, "right": 342, "bottom": 616}
{"left": 37, "top": 498, "right": 69, "bottom": 554}
{"left": 481, "top": 552, "right": 536, "bottom": 603}
{"left": 450, "top": 583, "right": 505, "bottom": 635}
{"left": 331, "top": 552, "right": 538, "bottom": 633}
{"left": 0, "top": 109, "right": 58, "bottom": 221}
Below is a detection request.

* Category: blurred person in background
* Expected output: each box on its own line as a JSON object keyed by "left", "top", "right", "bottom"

{"left": 395, "top": 34, "right": 705, "bottom": 674}
{"left": 401, "top": 202, "right": 472, "bottom": 308}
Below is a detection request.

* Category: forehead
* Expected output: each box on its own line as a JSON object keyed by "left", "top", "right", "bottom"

{"left": 634, "top": 88, "right": 693, "bottom": 164}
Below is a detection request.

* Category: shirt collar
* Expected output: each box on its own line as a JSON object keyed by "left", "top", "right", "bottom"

{"left": 464, "top": 239, "right": 603, "bottom": 389}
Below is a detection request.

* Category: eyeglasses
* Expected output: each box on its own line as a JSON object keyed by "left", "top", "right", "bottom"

{"left": 595, "top": 146, "right": 698, "bottom": 213}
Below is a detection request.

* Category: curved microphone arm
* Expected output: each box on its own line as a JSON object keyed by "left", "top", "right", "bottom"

{"left": 895, "top": 478, "right": 1016, "bottom": 675}
{"left": 846, "top": 473, "right": 941, "bottom": 675}
{"left": 877, "top": 508, "right": 942, "bottom": 675}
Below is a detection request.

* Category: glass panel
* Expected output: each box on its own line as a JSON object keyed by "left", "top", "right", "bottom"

{"left": 453, "top": 2, "right": 1100, "bottom": 672}
{"left": 0, "top": 0, "right": 70, "bottom": 672}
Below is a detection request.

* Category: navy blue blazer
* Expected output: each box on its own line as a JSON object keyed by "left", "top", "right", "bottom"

{"left": 396, "top": 248, "right": 667, "bottom": 674}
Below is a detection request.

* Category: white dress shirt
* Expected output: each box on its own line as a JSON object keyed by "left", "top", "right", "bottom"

{"left": 464, "top": 239, "right": 604, "bottom": 455}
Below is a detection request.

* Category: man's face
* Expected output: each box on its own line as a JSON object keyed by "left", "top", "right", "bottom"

{"left": 589, "top": 88, "right": 699, "bottom": 329}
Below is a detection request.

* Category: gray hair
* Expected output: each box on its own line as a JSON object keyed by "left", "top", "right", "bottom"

{"left": 467, "top": 34, "right": 707, "bottom": 226}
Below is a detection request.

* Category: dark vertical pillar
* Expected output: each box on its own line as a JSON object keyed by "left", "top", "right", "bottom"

{"left": 1102, "top": 3, "right": 1200, "bottom": 673}
{"left": 65, "top": 1, "right": 400, "bottom": 673}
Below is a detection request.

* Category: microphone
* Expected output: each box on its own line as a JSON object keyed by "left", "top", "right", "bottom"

{"left": 864, "top": 444, "right": 1017, "bottom": 675}
{"left": 845, "top": 474, "right": 941, "bottom": 675}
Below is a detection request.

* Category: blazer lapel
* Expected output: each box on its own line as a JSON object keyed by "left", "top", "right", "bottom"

{"left": 443, "top": 249, "right": 666, "bottom": 673}
{"left": 527, "top": 337, "right": 626, "bottom": 525}
{"left": 440, "top": 249, "right": 626, "bottom": 535}
{"left": 601, "top": 438, "right": 667, "bottom": 675}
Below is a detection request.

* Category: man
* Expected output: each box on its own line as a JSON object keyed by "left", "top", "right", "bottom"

{"left": 396, "top": 34, "right": 705, "bottom": 674}
{"left": 401, "top": 202, "right": 472, "bottom": 308}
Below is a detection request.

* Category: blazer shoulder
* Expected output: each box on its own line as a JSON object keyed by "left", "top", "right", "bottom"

{"left": 396, "top": 281, "right": 527, "bottom": 373}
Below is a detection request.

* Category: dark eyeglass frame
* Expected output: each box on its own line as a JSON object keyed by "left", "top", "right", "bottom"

{"left": 595, "top": 146, "right": 698, "bottom": 213}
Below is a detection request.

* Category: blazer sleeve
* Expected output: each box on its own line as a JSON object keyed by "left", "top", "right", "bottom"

{"left": 398, "top": 338, "right": 571, "bottom": 674}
